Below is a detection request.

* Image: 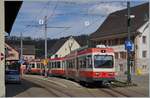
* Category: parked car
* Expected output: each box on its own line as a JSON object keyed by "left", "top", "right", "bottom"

{"left": 5, "top": 70, "right": 21, "bottom": 83}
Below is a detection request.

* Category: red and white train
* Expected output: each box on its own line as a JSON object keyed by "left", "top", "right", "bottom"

{"left": 27, "top": 46, "right": 116, "bottom": 84}
{"left": 26, "top": 60, "right": 43, "bottom": 74}
{"left": 48, "top": 46, "right": 116, "bottom": 84}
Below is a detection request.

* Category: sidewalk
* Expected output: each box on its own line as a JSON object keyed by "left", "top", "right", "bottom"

{"left": 116, "top": 74, "right": 149, "bottom": 86}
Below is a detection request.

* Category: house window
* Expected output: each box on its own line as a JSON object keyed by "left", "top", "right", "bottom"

{"left": 115, "top": 52, "right": 119, "bottom": 59}
{"left": 142, "top": 51, "right": 147, "bottom": 58}
{"left": 142, "top": 36, "right": 146, "bottom": 44}
{"left": 120, "top": 52, "right": 126, "bottom": 59}
{"left": 119, "top": 64, "right": 124, "bottom": 71}
{"left": 142, "top": 65, "right": 147, "bottom": 69}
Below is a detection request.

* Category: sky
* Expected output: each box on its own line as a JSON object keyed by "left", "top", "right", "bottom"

{"left": 10, "top": 0, "right": 148, "bottom": 39}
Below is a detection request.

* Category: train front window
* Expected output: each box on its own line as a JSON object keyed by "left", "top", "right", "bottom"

{"left": 94, "top": 55, "right": 113, "bottom": 68}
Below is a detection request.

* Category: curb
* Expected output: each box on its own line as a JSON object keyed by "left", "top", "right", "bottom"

{"left": 112, "top": 80, "right": 138, "bottom": 87}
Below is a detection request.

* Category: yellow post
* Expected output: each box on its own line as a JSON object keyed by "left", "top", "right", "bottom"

{"left": 136, "top": 68, "right": 142, "bottom": 76}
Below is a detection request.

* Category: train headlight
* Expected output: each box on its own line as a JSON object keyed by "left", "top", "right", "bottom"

{"left": 95, "top": 72, "right": 99, "bottom": 76}
{"left": 108, "top": 72, "right": 114, "bottom": 76}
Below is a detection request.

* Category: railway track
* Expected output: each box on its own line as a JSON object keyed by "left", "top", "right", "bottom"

{"left": 23, "top": 75, "right": 147, "bottom": 97}
{"left": 24, "top": 77, "right": 74, "bottom": 97}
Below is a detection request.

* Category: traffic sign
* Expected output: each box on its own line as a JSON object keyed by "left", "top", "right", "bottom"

{"left": 43, "top": 59, "right": 48, "bottom": 66}
{"left": 18, "top": 59, "right": 25, "bottom": 64}
{"left": 0, "top": 53, "right": 4, "bottom": 61}
{"left": 125, "top": 40, "right": 133, "bottom": 52}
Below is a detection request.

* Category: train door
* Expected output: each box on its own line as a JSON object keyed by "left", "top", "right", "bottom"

{"left": 65, "top": 59, "right": 69, "bottom": 79}
{"left": 61, "top": 61, "right": 64, "bottom": 76}
{"left": 75, "top": 57, "right": 80, "bottom": 81}
{"left": 34, "top": 62, "right": 37, "bottom": 69}
{"left": 86, "top": 55, "right": 93, "bottom": 69}
{"left": 47, "top": 61, "right": 51, "bottom": 74}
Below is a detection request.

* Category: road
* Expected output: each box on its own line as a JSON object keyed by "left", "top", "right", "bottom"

{"left": 6, "top": 75, "right": 149, "bottom": 97}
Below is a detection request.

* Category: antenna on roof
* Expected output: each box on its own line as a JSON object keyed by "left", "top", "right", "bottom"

{"left": 96, "top": 45, "right": 106, "bottom": 48}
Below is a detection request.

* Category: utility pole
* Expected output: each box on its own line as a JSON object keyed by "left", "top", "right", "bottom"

{"left": 20, "top": 32, "right": 23, "bottom": 62}
{"left": 44, "top": 16, "right": 48, "bottom": 77}
{"left": 127, "top": 1, "right": 131, "bottom": 84}
{"left": 44, "top": 16, "right": 48, "bottom": 60}
{"left": 37, "top": 16, "right": 71, "bottom": 76}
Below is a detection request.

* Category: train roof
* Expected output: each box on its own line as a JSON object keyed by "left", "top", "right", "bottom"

{"left": 48, "top": 57, "right": 65, "bottom": 61}
{"left": 65, "top": 47, "right": 114, "bottom": 58}
{"left": 77, "top": 48, "right": 114, "bottom": 56}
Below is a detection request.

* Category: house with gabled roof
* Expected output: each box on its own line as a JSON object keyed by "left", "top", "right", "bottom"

{"left": 13, "top": 45, "right": 36, "bottom": 61}
{"left": 90, "top": 3, "right": 149, "bottom": 75}
{"left": 5, "top": 43, "right": 19, "bottom": 61}
{"left": 48, "top": 36, "right": 81, "bottom": 58}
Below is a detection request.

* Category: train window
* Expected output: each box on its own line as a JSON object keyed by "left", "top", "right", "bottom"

{"left": 66, "top": 61, "right": 68, "bottom": 68}
{"left": 62, "top": 61, "right": 64, "bottom": 68}
{"left": 47, "top": 63, "right": 50, "bottom": 69}
{"left": 94, "top": 55, "right": 113, "bottom": 68}
{"left": 57, "top": 62, "right": 61, "bottom": 68}
{"left": 72, "top": 59, "right": 75, "bottom": 68}
{"left": 50, "top": 62, "right": 51, "bottom": 68}
{"left": 50, "top": 62, "right": 53, "bottom": 68}
{"left": 55, "top": 62, "right": 57, "bottom": 68}
{"left": 86, "top": 55, "right": 92, "bottom": 68}
{"left": 71, "top": 60, "right": 74, "bottom": 68}
{"left": 78, "top": 58, "right": 85, "bottom": 68}
{"left": 37, "top": 63, "right": 40, "bottom": 68}
{"left": 41, "top": 64, "right": 44, "bottom": 68}
{"left": 51, "top": 62, "right": 53, "bottom": 68}
{"left": 69, "top": 61, "right": 72, "bottom": 68}
{"left": 53, "top": 62, "right": 54, "bottom": 68}
{"left": 83, "top": 59, "right": 86, "bottom": 68}
{"left": 79, "top": 60, "right": 82, "bottom": 68}
{"left": 32, "top": 64, "right": 35, "bottom": 68}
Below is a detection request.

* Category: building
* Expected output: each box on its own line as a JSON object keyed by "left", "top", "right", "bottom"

{"left": 49, "top": 36, "right": 81, "bottom": 58}
{"left": 90, "top": 3, "right": 149, "bottom": 75}
{"left": 22, "top": 45, "right": 35, "bottom": 61}
{"left": 5, "top": 43, "right": 19, "bottom": 61}
{"left": 0, "top": 1, "right": 22, "bottom": 96}
{"left": 5, "top": 44, "right": 35, "bottom": 61}
{"left": 13, "top": 45, "right": 36, "bottom": 61}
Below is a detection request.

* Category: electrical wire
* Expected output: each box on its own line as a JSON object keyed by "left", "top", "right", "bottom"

{"left": 46, "top": 0, "right": 59, "bottom": 22}
{"left": 20, "top": 1, "right": 107, "bottom": 38}
{"left": 20, "top": 1, "right": 52, "bottom": 34}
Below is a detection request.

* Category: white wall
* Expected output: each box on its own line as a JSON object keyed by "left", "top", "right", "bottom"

{"left": 5, "top": 44, "right": 19, "bottom": 60}
{"left": 110, "top": 45, "right": 127, "bottom": 75}
{"left": 136, "top": 22, "right": 149, "bottom": 73}
{"left": 137, "top": 22, "right": 149, "bottom": 59}
{"left": 51, "top": 37, "right": 80, "bottom": 58}
{"left": 0, "top": 0, "right": 5, "bottom": 96}
{"left": 23, "top": 55, "right": 35, "bottom": 61}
